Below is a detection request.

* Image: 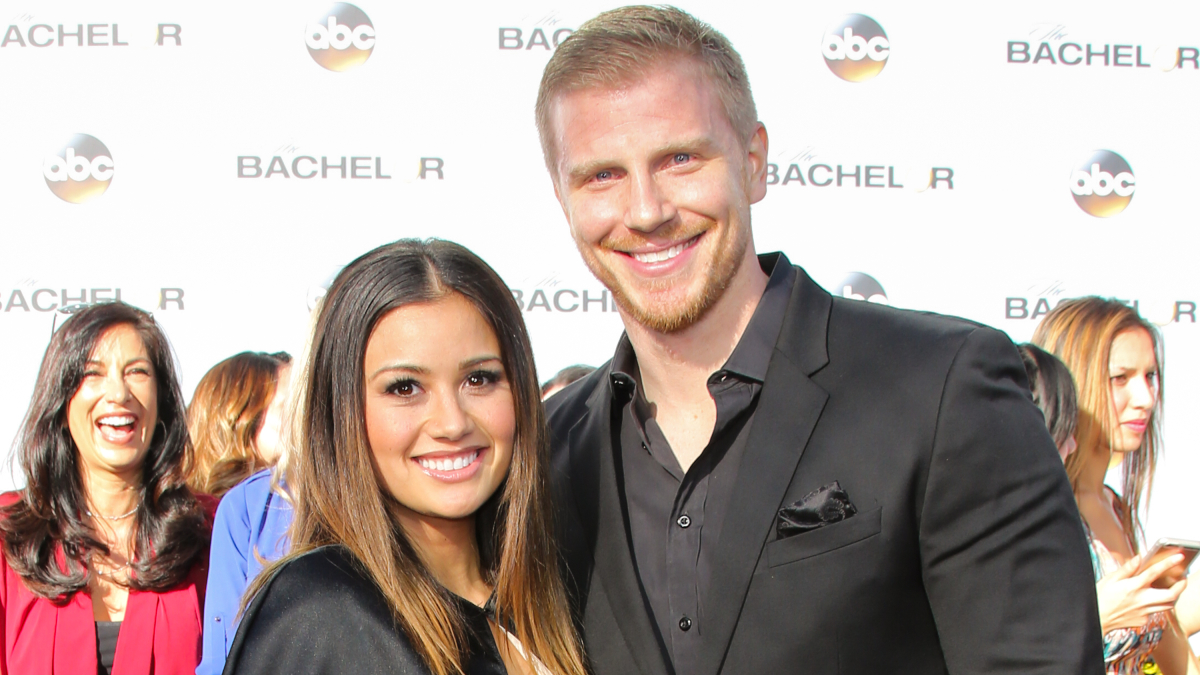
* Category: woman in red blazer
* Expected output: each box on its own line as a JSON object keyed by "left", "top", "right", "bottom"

{"left": 0, "top": 302, "right": 212, "bottom": 675}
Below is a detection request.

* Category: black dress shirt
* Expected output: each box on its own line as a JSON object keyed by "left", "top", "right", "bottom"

{"left": 609, "top": 254, "right": 795, "bottom": 674}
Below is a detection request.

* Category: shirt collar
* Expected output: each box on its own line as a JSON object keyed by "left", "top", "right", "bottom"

{"left": 608, "top": 251, "right": 795, "bottom": 400}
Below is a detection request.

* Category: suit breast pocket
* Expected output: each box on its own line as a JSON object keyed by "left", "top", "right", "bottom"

{"left": 765, "top": 506, "right": 882, "bottom": 568}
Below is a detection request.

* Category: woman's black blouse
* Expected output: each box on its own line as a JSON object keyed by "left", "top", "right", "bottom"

{"left": 222, "top": 545, "right": 507, "bottom": 675}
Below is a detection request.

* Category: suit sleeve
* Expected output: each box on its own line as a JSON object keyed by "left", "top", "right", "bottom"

{"left": 918, "top": 327, "right": 1103, "bottom": 674}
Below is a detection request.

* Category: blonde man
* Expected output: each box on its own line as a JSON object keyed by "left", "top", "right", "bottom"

{"left": 539, "top": 6, "right": 1103, "bottom": 674}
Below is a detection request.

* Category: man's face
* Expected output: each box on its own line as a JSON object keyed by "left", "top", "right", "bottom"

{"left": 549, "top": 59, "right": 768, "bottom": 334}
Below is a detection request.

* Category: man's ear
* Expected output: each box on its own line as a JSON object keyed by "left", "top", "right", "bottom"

{"left": 746, "top": 123, "right": 770, "bottom": 204}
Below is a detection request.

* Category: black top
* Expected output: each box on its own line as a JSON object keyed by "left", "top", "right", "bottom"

{"left": 609, "top": 253, "right": 794, "bottom": 674}
{"left": 95, "top": 620, "right": 120, "bottom": 675}
{"left": 223, "top": 545, "right": 507, "bottom": 675}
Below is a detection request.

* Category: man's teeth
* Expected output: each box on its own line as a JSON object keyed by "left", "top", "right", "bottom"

{"left": 419, "top": 451, "right": 479, "bottom": 472}
{"left": 98, "top": 415, "right": 135, "bottom": 428}
{"left": 631, "top": 240, "right": 690, "bottom": 264}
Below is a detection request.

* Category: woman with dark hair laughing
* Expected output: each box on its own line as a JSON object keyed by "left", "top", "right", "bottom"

{"left": 0, "top": 302, "right": 212, "bottom": 675}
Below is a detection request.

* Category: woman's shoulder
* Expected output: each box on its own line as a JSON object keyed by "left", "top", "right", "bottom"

{"left": 221, "top": 469, "right": 276, "bottom": 505}
{"left": 0, "top": 491, "right": 22, "bottom": 508}
{"left": 228, "top": 546, "right": 427, "bottom": 673}
{"left": 246, "top": 545, "right": 391, "bottom": 622}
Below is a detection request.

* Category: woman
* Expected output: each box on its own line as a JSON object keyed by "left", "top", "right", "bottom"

{"left": 187, "top": 350, "right": 292, "bottom": 499}
{"left": 199, "top": 343, "right": 309, "bottom": 675}
{"left": 225, "top": 239, "right": 588, "bottom": 675}
{"left": 1033, "top": 298, "right": 1199, "bottom": 675}
{"left": 1017, "top": 342, "right": 1080, "bottom": 462}
{"left": 0, "top": 302, "right": 212, "bottom": 675}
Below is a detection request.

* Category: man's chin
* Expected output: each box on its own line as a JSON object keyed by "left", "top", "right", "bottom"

{"left": 613, "top": 288, "right": 714, "bottom": 334}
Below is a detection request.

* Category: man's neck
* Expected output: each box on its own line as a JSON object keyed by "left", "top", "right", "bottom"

{"left": 621, "top": 252, "right": 770, "bottom": 469}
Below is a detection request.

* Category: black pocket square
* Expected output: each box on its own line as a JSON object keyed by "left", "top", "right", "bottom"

{"left": 776, "top": 481, "right": 858, "bottom": 539}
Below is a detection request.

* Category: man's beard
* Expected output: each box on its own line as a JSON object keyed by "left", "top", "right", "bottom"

{"left": 575, "top": 219, "right": 751, "bottom": 334}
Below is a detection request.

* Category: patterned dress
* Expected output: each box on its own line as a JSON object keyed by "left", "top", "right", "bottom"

{"left": 1088, "top": 522, "right": 1167, "bottom": 674}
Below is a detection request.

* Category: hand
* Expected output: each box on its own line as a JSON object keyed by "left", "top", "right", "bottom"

{"left": 1096, "top": 553, "right": 1187, "bottom": 633}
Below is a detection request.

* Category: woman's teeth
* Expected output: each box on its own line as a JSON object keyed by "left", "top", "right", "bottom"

{"left": 418, "top": 451, "right": 478, "bottom": 472}
{"left": 98, "top": 415, "right": 136, "bottom": 429}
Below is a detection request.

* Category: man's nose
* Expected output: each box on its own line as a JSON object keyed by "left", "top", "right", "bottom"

{"left": 625, "top": 171, "right": 677, "bottom": 232}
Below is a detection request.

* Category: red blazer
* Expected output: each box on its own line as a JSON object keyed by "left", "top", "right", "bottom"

{"left": 0, "top": 491, "right": 213, "bottom": 675}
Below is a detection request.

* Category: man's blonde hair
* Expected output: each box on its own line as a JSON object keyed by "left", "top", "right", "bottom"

{"left": 535, "top": 5, "right": 758, "bottom": 174}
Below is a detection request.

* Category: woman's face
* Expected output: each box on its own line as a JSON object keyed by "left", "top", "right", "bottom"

{"left": 255, "top": 364, "right": 291, "bottom": 464}
{"left": 1107, "top": 327, "right": 1158, "bottom": 453}
{"left": 363, "top": 293, "right": 515, "bottom": 522}
{"left": 67, "top": 324, "right": 159, "bottom": 482}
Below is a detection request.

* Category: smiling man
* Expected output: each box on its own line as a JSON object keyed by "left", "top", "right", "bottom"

{"left": 537, "top": 6, "right": 1102, "bottom": 675}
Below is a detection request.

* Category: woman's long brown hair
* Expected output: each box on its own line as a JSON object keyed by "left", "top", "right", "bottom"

{"left": 187, "top": 351, "right": 289, "bottom": 498}
{"left": 1032, "top": 296, "right": 1163, "bottom": 553}
{"left": 246, "top": 239, "right": 587, "bottom": 675}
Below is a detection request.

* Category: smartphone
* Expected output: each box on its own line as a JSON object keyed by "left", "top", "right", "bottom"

{"left": 1137, "top": 538, "right": 1200, "bottom": 589}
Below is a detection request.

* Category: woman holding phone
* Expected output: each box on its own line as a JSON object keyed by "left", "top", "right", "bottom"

{"left": 224, "top": 239, "right": 588, "bottom": 675}
{"left": 1034, "top": 298, "right": 1199, "bottom": 675}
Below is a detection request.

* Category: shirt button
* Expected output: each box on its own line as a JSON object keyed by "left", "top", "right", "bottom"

{"left": 679, "top": 616, "right": 692, "bottom": 631}
{"left": 677, "top": 515, "right": 691, "bottom": 528}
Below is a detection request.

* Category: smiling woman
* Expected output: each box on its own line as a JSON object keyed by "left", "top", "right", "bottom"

{"left": 225, "top": 239, "right": 587, "bottom": 675}
{"left": 0, "top": 302, "right": 212, "bottom": 675}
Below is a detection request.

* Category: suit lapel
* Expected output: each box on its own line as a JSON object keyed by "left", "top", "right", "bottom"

{"left": 569, "top": 377, "right": 673, "bottom": 675}
{"left": 698, "top": 268, "right": 833, "bottom": 675}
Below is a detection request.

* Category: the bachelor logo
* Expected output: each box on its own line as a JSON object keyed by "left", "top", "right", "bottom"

{"left": 237, "top": 144, "right": 445, "bottom": 181}
{"left": 1070, "top": 150, "right": 1134, "bottom": 217}
{"left": 837, "top": 273, "right": 888, "bottom": 304}
{"left": 305, "top": 3, "right": 375, "bottom": 71}
{"left": 766, "top": 147, "right": 952, "bottom": 191}
{"left": 822, "top": 14, "right": 889, "bottom": 82}
{"left": 43, "top": 134, "right": 114, "bottom": 204}
{"left": 1, "top": 18, "right": 182, "bottom": 47}
{"left": 499, "top": 12, "right": 574, "bottom": 51}
{"left": 1007, "top": 24, "right": 1195, "bottom": 72}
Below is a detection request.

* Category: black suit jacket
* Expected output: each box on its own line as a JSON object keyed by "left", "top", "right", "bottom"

{"left": 546, "top": 263, "right": 1103, "bottom": 675}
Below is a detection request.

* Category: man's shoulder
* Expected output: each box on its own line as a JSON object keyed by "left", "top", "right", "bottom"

{"left": 823, "top": 291, "right": 996, "bottom": 360}
{"left": 544, "top": 360, "right": 612, "bottom": 436}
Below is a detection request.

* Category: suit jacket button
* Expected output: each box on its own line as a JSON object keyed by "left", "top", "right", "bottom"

{"left": 677, "top": 515, "right": 691, "bottom": 528}
{"left": 679, "top": 616, "right": 692, "bottom": 631}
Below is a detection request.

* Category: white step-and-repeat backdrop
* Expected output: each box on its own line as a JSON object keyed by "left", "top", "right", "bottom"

{"left": 1, "top": 0, "right": 1196, "bottom": 562}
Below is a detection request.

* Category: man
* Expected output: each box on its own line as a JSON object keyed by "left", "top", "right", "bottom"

{"left": 537, "top": 6, "right": 1103, "bottom": 675}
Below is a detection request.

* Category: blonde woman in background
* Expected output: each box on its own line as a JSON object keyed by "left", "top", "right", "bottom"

{"left": 197, "top": 343, "right": 312, "bottom": 675}
{"left": 1034, "top": 297, "right": 1199, "bottom": 675}
{"left": 187, "top": 351, "right": 292, "bottom": 498}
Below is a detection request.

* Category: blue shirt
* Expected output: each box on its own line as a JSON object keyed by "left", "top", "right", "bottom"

{"left": 197, "top": 469, "right": 294, "bottom": 675}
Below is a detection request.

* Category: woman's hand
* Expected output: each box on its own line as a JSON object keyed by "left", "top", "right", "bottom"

{"left": 1096, "top": 553, "right": 1187, "bottom": 633}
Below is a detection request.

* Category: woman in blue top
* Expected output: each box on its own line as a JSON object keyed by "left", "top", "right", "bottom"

{"left": 197, "top": 469, "right": 294, "bottom": 675}
{"left": 197, "top": 335, "right": 310, "bottom": 675}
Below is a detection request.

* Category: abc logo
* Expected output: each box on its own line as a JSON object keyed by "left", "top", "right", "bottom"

{"left": 837, "top": 272, "right": 888, "bottom": 304}
{"left": 1070, "top": 150, "right": 1135, "bottom": 217}
{"left": 305, "top": 3, "right": 375, "bottom": 72}
{"left": 822, "top": 14, "right": 890, "bottom": 82}
{"left": 42, "top": 134, "right": 114, "bottom": 204}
